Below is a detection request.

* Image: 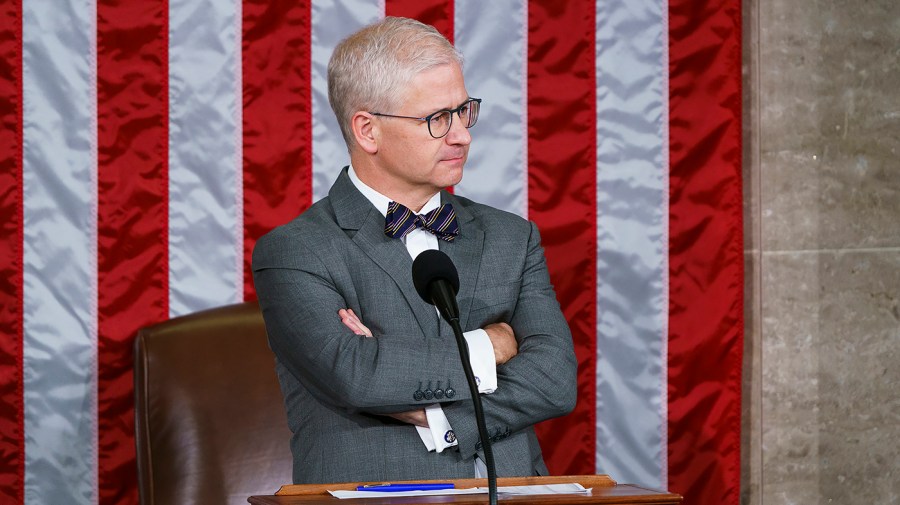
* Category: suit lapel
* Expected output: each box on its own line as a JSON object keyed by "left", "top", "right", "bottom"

{"left": 439, "top": 192, "right": 484, "bottom": 332}
{"left": 330, "top": 169, "right": 439, "bottom": 338}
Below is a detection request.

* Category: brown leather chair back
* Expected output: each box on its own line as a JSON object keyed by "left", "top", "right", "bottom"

{"left": 134, "top": 301, "right": 292, "bottom": 505}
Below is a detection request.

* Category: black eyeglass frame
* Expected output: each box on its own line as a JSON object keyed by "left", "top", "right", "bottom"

{"left": 369, "top": 98, "right": 482, "bottom": 139}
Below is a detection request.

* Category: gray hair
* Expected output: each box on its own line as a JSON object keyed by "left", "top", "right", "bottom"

{"left": 327, "top": 17, "right": 464, "bottom": 148}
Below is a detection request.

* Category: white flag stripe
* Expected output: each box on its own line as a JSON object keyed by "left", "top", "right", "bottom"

{"left": 311, "top": 0, "right": 382, "bottom": 201}
{"left": 22, "top": 0, "right": 98, "bottom": 502}
{"left": 168, "top": 0, "right": 243, "bottom": 317}
{"left": 594, "top": 0, "right": 669, "bottom": 488}
{"left": 453, "top": 0, "right": 528, "bottom": 218}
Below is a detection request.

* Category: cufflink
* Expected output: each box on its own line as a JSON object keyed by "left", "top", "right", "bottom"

{"left": 444, "top": 430, "right": 456, "bottom": 443}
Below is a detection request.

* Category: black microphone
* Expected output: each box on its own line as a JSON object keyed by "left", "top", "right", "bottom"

{"left": 411, "top": 249, "right": 460, "bottom": 323}
{"left": 411, "top": 249, "right": 498, "bottom": 505}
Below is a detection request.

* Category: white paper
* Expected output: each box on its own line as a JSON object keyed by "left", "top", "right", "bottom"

{"left": 329, "top": 488, "right": 484, "bottom": 499}
{"left": 328, "top": 483, "right": 590, "bottom": 499}
{"left": 493, "top": 483, "right": 591, "bottom": 495}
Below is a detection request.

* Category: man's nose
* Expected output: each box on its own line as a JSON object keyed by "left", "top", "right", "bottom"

{"left": 445, "top": 115, "right": 472, "bottom": 145}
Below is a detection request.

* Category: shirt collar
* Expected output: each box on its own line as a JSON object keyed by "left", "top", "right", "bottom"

{"left": 347, "top": 164, "right": 441, "bottom": 217}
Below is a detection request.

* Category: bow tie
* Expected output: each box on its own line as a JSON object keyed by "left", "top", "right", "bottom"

{"left": 384, "top": 201, "right": 459, "bottom": 242}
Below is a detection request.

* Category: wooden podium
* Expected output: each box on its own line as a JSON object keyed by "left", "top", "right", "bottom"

{"left": 247, "top": 475, "right": 682, "bottom": 504}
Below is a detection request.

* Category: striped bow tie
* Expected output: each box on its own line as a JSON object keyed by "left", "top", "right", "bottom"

{"left": 384, "top": 202, "right": 459, "bottom": 242}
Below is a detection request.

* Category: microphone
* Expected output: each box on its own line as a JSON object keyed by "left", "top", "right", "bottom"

{"left": 411, "top": 250, "right": 498, "bottom": 505}
{"left": 411, "top": 249, "right": 460, "bottom": 323}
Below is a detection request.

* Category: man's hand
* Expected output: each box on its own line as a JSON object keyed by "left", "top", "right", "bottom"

{"left": 386, "top": 409, "right": 429, "bottom": 427}
{"left": 338, "top": 308, "right": 372, "bottom": 337}
{"left": 484, "top": 322, "right": 518, "bottom": 365}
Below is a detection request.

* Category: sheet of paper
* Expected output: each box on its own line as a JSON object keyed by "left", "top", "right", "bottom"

{"left": 328, "top": 483, "right": 590, "bottom": 499}
{"left": 329, "top": 488, "right": 484, "bottom": 499}
{"left": 493, "top": 483, "right": 591, "bottom": 495}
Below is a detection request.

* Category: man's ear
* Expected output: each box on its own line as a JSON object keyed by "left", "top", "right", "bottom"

{"left": 351, "top": 112, "right": 378, "bottom": 154}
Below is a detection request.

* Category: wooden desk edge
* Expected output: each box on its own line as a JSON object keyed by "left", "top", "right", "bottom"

{"left": 275, "top": 475, "right": 618, "bottom": 496}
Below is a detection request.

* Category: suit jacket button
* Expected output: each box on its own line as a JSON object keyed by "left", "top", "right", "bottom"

{"left": 414, "top": 390, "right": 424, "bottom": 401}
{"left": 434, "top": 388, "right": 444, "bottom": 399}
{"left": 423, "top": 389, "right": 434, "bottom": 400}
{"left": 445, "top": 388, "right": 455, "bottom": 399}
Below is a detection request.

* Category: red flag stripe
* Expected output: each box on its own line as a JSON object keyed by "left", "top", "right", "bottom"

{"left": 96, "top": 2, "right": 170, "bottom": 503}
{"left": 527, "top": 0, "right": 597, "bottom": 475}
{"left": 0, "top": 0, "right": 23, "bottom": 501}
{"left": 242, "top": 0, "right": 314, "bottom": 301}
{"left": 666, "top": 1, "right": 743, "bottom": 503}
{"left": 384, "top": 0, "right": 454, "bottom": 43}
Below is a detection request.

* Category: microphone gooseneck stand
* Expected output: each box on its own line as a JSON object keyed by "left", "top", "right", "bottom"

{"left": 447, "top": 316, "right": 498, "bottom": 505}
{"left": 412, "top": 250, "right": 498, "bottom": 505}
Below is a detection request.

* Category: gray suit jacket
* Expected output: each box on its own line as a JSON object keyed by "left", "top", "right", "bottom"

{"left": 252, "top": 168, "right": 576, "bottom": 484}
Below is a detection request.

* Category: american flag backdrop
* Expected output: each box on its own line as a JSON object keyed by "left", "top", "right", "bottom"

{"left": 0, "top": 0, "right": 743, "bottom": 503}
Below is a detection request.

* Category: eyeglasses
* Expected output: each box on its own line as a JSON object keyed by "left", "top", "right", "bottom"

{"left": 370, "top": 98, "right": 482, "bottom": 139}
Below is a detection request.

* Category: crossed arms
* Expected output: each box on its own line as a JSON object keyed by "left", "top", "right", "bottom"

{"left": 338, "top": 307, "right": 518, "bottom": 427}
{"left": 253, "top": 213, "right": 577, "bottom": 458}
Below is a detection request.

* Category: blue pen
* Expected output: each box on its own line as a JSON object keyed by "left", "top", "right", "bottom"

{"left": 357, "top": 483, "right": 455, "bottom": 492}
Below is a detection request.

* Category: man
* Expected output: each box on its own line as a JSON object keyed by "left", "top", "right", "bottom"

{"left": 253, "top": 17, "right": 576, "bottom": 484}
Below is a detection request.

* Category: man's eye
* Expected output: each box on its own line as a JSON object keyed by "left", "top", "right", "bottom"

{"left": 431, "top": 112, "right": 450, "bottom": 126}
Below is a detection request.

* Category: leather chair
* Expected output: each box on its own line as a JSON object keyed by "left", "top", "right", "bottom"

{"left": 134, "top": 301, "right": 293, "bottom": 505}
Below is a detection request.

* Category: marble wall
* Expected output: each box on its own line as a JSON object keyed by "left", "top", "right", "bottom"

{"left": 742, "top": 0, "right": 900, "bottom": 503}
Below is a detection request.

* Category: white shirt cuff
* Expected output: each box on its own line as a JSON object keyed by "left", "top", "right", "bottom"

{"left": 463, "top": 329, "right": 497, "bottom": 394}
{"left": 415, "top": 424, "right": 436, "bottom": 451}
{"left": 413, "top": 330, "right": 496, "bottom": 453}
{"left": 414, "top": 404, "right": 458, "bottom": 453}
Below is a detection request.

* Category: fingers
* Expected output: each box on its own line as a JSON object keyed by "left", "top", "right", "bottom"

{"left": 338, "top": 308, "right": 373, "bottom": 337}
{"left": 386, "top": 410, "right": 429, "bottom": 427}
{"left": 338, "top": 308, "right": 365, "bottom": 335}
{"left": 484, "top": 322, "right": 518, "bottom": 365}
